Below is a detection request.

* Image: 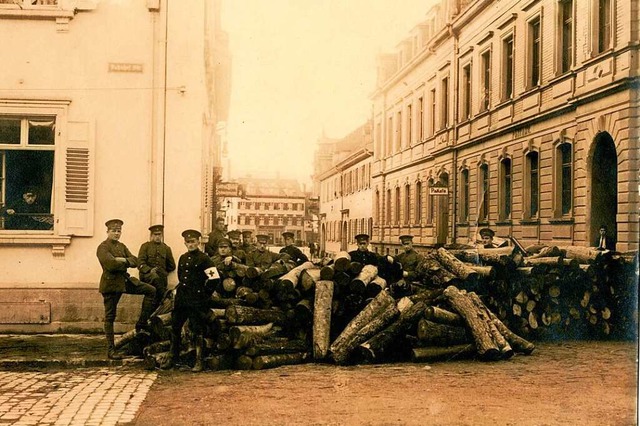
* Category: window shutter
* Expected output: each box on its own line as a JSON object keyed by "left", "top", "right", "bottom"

{"left": 59, "top": 120, "right": 95, "bottom": 236}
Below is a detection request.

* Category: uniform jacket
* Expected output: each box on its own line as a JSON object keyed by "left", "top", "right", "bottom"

{"left": 246, "top": 249, "right": 283, "bottom": 269}
{"left": 137, "top": 241, "right": 176, "bottom": 277}
{"left": 231, "top": 247, "right": 247, "bottom": 264}
{"left": 175, "top": 249, "right": 216, "bottom": 308}
{"left": 348, "top": 249, "right": 379, "bottom": 267}
{"left": 395, "top": 249, "right": 424, "bottom": 281}
{"left": 97, "top": 239, "right": 138, "bottom": 293}
{"left": 204, "top": 229, "right": 227, "bottom": 257}
{"left": 279, "top": 245, "right": 309, "bottom": 266}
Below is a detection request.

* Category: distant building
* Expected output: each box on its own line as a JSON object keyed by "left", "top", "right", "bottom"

{"left": 371, "top": 0, "right": 638, "bottom": 252}
{"left": 314, "top": 121, "right": 373, "bottom": 255}
{"left": 225, "top": 177, "right": 306, "bottom": 245}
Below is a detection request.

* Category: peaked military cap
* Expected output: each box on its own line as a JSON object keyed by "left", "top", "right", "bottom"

{"left": 148, "top": 224, "right": 164, "bottom": 233}
{"left": 256, "top": 234, "right": 269, "bottom": 243}
{"left": 479, "top": 228, "right": 495, "bottom": 238}
{"left": 182, "top": 229, "right": 201, "bottom": 240}
{"left": 282, "top": 231, "right": 295, "bottom": 239}
{"left": 105, "top": 219, "right": 124, "bottom": 229}
{"left": 355, "top": 233, "right": 370, "bottom": 243}
{"left": 399, "top": 235, "right": 414, "bottom": 243}
{"left": 227, "top": 229, "right": 241, "bottom": 238}
{"left": 241, "top": 230, "right": 253, "bottom": 236}
{"left": 218, "top": 238, "right": 232, "bottom": 247}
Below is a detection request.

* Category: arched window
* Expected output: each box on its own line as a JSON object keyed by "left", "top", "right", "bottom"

{"left": 395, "top": 187, "right": 401, "bottom": 224}
{"left": 404, "top": 184, "right": 411, "bottom": 224}
{"left": 459, "top": 169, "right": 469, "bottom": 222}
{"left": 427, "top": 178, "right": 435, "bottom": 224}
{"left": 525, "top": 151, "right": 539, "bottom": 218}
{"left": 415, "top": 181, "right": 422, "bottom": 224}
{"left": 386, "top": 189, "right": 392, "bottom": 225}
{"left": 478, "top": 163, "right": 490, "bottom": 222}
{"left": 555, "top": 142, "right": 573, "bottom": 217}
{"left": 499, "top": 158, "right": 512, "bottom": 220}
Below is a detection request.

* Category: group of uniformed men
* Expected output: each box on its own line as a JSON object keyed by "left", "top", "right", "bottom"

{"left": 96, "top": 216, "right": 310, "bottom": 371}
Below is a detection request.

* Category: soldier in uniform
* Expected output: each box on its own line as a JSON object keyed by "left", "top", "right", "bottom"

{"left": 241, "top": 230, "right": 256, "bottom": 253}
{"left": 97, "top": 219, "right": 156, "bottom": 360}
{"left": 204, "top": 217, "right": 227, "bottom": 257}
{"left": 227, "top": 229, "right": 247, "bottom": 264}
{"left": 279, "top": 231, "right": 309, "bottom": 265}
{"left": 137, "top": 224, "right": 176, "bottom": 310}
{"left": 478, "top": 228, "right": 499, "bottom": 248}
{"left": 247, "top": 234, "right": 284, "bottom": 269}
{"left": 391, "top": 235, "right": 424, "bottom": 281}
{"left": 211, "top": 238, "right": 244, "bottom": 274}
{"left": 161, "top": 229, "right": 219, "bottom": 372}
{"left": 348, "top": 234, "right": 379, "bottom": 266}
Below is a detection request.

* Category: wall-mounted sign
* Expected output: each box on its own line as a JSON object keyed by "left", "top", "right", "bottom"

{"left": 429, "top": 187, "right": 449, "bottom": 196}
{"left": 108, "top": 63, "right": 144, "bottom": 73}
{"left": 217, "top": 181, "right": 240, "bottom": 197}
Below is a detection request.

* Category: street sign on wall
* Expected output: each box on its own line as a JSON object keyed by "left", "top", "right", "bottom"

{"left": 217, "top": 181, "right": 239, "bottom": 197}
{"left": 429, "top": 186, "right": 449, "bottom": 195}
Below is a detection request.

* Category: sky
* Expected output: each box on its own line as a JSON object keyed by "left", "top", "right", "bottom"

{"left": 222, "top": 0, "right": 437, "bottom": 186}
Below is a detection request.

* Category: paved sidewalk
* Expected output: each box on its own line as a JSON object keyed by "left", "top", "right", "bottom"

{"left": 0, "top": 335, "right": 142, "bottom": 370}
{"left": 0, "top": 369, "right": 157, "bottom": 425}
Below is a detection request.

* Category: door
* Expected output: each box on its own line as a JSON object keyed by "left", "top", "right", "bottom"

{"left": 436, "top": 173, "right": 449, "bottom": 245}
{"left": 589, "top": 132, "right": 617, "bottom": 247}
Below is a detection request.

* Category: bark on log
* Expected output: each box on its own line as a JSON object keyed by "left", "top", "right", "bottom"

{"left": 557, "top": 246, "right": 603, "bottom": 264}
{"left": 225, "top": 306, "right": 287, "bottom": 325}
{"left": 416, "top": 319, "right": 472, "bottom": 346}
{"left": 357, "top": 301, "right": 426, "bottom": 363}
{"left": 527, "top": 246, "right": 562, "bottom": 259}
{"left": 312, "top": 280, "right": 334, "bottom": 360}
{"left": 278, "top": 261, "right": 315, "bottom": 293}
{"left": 424, "top": 306, "right": 464, "bottom": 326}
{"left": 350, "top": 265, "right": 378, "bottom": 294}
{"left": 245, "top": 339, "right": 308, "bottom": 356}
{"left": 114, "top": 329, "right": 144, "bottom": 350}
{"left": 443, "top": 286, "right": 501, "bottom": 361}
{"left": 365, "top": 275, "right": 387, "bottom": 298}
{"left": 467, "top": 292, "right": 514, "bottom": 359}
{"left": 467, "top": 265, "right": 495, "bottom": 279}
{"left": 300, "top": 268, "right": 322, "bottom": 293}
{"left": 348, "top": 262, "right": 364, "bottom": 276}
{"left": 229, "top": 323, "right": 275, "bottom": 350}
{"left": 524, "top": 256, "right": 562, "bottom": 266}
{"left": 331, "top": 301, "right": 399, "bottom": 365}
{"left": 411, "top": 344, "right": 476, "bottom": 362}
{"left": 320, "top": 264, "right": 335, "bottom": 281}
{"left": 294, "top": 298, "right": 313, "bottom": 324}
{"left": 236, "top": 355, "right": 254, "bottom": 370}
{"left": 235, "top": 287, "right": 259, "bottom": 305}
{"left": 210, "top": 295, "right": 245, "bottom": 308}
{"left": 149, "top": 312, "right": 172, "bottom": 341}
{"left": 246, "top": 266, "right": 263, "bottom": 279}
{"left": 262, "top": 261, "right": 295, "bottom": 279}
{"left": 142, "top": 340, "right": 170, "bottom": 357}
{"left": 435, "top": 247, "right": 479, "bottom": 280}
{"left": 333, "top": 251, "right": 352, "bottom": 272}
{"left": 252, "top": 352, "right": 311, "bottom": 370}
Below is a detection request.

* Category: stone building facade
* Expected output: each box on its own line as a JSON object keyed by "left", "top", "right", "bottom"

{"left": 371, "top": 0, "right": 638, "bottom": 254}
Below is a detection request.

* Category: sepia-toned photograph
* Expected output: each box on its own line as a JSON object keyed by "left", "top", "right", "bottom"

{"left": 0, "top": 0, "right": 637, "bottom": 424}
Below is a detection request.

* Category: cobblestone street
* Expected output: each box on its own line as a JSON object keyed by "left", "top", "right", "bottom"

{"left": 0, "top": 369, "right": 156, "bottom": 426}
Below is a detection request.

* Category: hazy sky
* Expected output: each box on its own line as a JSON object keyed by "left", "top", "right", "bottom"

{"left": 222, "top": 0, "right": 436, "bottom": 185}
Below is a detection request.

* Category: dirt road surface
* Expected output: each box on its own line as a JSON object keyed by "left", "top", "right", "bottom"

{"left": 133, "top": 341, "right": 638, "bottom": 425}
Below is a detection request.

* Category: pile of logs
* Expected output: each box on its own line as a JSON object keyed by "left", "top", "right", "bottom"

{"left": 114, "top": 244, "right": 636, "bottom": 372}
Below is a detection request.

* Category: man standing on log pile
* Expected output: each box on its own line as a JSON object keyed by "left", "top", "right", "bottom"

{"left": 247, "top": 234, "right": 285, "bottom": 269}
{"left": 279, "top": 231, "right": 309, "bottom": 266}
{"left": 241, "top": 230, "right": 256, "bottom": 254}
{"left": 386, "top": 235, "right": 424, "bottom": 296}
{"left": 349, "top": 234, "right": 380, "bottom": 266}
{"left": 227, "top": 229, "right": 247, "bottom": 263}
{"left": 205, "top": 217, "right": 227, "bottom": 257}
{"left": 160, "top": 229, "right": 219, "bottom": 372}
{"left": 137, "top": 224, "right": 176, "bottom": 310}
{"left": 97, "top": 219, "right": 156, "bottom": 360}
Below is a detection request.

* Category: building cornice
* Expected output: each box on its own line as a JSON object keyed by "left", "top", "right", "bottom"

{"left": 317, "top": 148, "right": 372, "bottom": 181}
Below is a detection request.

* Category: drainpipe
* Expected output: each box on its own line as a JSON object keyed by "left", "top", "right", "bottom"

{"left": 450, "top": 23, "right": 459, "bottom": 244}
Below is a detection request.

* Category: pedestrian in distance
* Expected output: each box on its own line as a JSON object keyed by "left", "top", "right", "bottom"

{"left": 137, "top": 224, "right": 176, "bottom": 311}
{"left": 97, "top": 219, "right": 156, "bottom": 360}
{"left": 161, "top": 229, "right": 220, "bottom": 372}
{"left": 595, "top": 224, "right": 616, "bottom": 251}
{"left": 308, "top": 241, "right": 316, "bottom": 260}
{"left": 280, "top": 231, "right": 309, "bottom": 266}
{"left": 204, "top": 217, "right": 227, "bottom": 257}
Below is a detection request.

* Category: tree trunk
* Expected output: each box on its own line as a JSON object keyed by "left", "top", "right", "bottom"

{"left": 210, "top": 295, "right": 245, "bottom": 308}
{"left": 235, "top": 286, "right": 259, "bottom": 305}
{"left": 524, "top": 256, "right": 562, "bottom": 266}
{"left": 313, "top": 280, "right": 334, "bottom": 360}
{"left": 245, "top": 339, "right": 308, "bottom": 356}
{"left": 225, "top": 305, "right": 287, "bottom": 325}
{"left": 467, "top": 292, "right": 514, "bottom": 359}
{"left": 294, "top": 298, "right": 313, "bottom": 325}
{"left": 252, "top": 352, "right": 311, "bottom": 370}
{"left": 557, "top": 246, "right": 603, "bottom": 264}
{"left": 423, "top": 306, "right": 464, "bottom": 326}
{"left": 356, "top": 301, "right": 426, "bottom": 363}
{"left": 142, "top": 340, "right": 170, "bottom": 357}
{"left": 435, "top": 247, "right": 479, "bottom": 280}
{"left": 348, "top": 261, "right": 364, "bottom": 276}
{"left": 467, "top": 265, "right": 495, "bottom": 279}
{"left": 246, "top": 266, "right": 263, "bottom": 279}
{"left": 527, "top": 246, "right": 562, "bottom": 259}
{"left": 278, "top": 261, "right": 315, "bottom": 293}
{"left": 416, "top": 319, "right": 471, "bottom": 346}
{"left": 205, "top": 353, "right": 235, "bottom": 371}
{"left": 320, "top": 264, "right": 335, "bottom": 280}
{"left": 262, "top": 261, "right": 295, "bottom": 279}
{"left": 149, "top": 312, "right": 172, "bottom": 341}
{"left": 366, "top": 275, "right": 387, "bottom": 298}
{"left": 235, "top": 355, "right": 254, "bottom": 370}
{"left": 333, "top": 251, "right": 352, "bottom": 272}
{"left": 350, "top": 265, "right": 378, "bottom": 294}
{"left": 229, "top": 323, "right": 275, "bottom": 350}
{"left": 411, "top": 344, "right": 476, "bottom": 362}
{"left": 299, "top": 268, "right": 321, "bottom": 293}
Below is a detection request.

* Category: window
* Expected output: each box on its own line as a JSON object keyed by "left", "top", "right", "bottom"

{"left": 407, "top": 104, "right": 412, "bottom": 146}
{"left": 500, "top": 158, "right": 512, "bottom": 220}
{"left": 418, "top": 97, "right": 424, "bottom": 141}
{"left": 415, "top": 181, "right": 422, "bottom": 224}
{"left": 430, "top": 88, "right": 436, "bottom": 135}
{"left": 462, "top": 63, "right": 472, "bottom": 120}
{"left": 375, "top": 190, "right": 380, "bottom": 223}
{"left": 0, "top": 116, "right": 57, "bottom": 231}
{"left": 481, "top": 50, "right": 491, "bottom": 111}
{"left": 427, "top": 179, "right": 435, "bottom": 224}
{"left": 396, "top": 111, "right": 402, "bottom": 152}
{"left": 479, "top": 163, "right": 489, "bottom": 222}
{"left": 555, "top": 143, "right": 573, "bottom": 216}
{"left": 525, "top": 152, "right": 539, "bottom": 218}
{"left": 375, "top": 122, "right": 382, "bottom": 159}
{"left": 529, "top": 17, "right": 541, "bottom": 87}
{"left": 386, "top": 189, "right": 392, "bottom": 224}
{"left": 387, "top": 116, "right": 393, "bottom": 156}
{"left": 459, "top": 169, "right": 469, "bottom": 223}
{"left": 404, "top": 184, "right": 411, "bottom": 224}
{"left": 265, "top": 203, "right": 270, "bottom": 210}
{"left": 395, "top": 187, "right": 401, "bottom": 224}
{"left": 560, "top": 0, "right": 574, "bottom": 73}
{"left": 441, "top": 77, "right": 449, "bottom": 129}
{"left": 503, "top": 34, "right": 514, "bottom": 100}
{"left": 597, "top": 0, "right": 611, "bottom": 53}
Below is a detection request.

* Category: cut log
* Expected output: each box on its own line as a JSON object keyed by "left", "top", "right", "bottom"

{"left": 149, "top": 312, "right": 172, "bottom": 341}
{"left": 278, "top": 261, "right": 315, "bottom": 293}
{"left": 443, "top": 286, "right": 501, "bottom": 361}
{"left": 294, "top": 298, "right": 313, "bottom": 325}
{"left": 252, "top": 352, "right": 311, "bottom": 370}
{"left": 222, "top": 277, "right": 237, "bottom": 293}
{"left": 411, "top": 344, "right": 476, "bottom": 362}
{"left": 262, "top": 261, "right": 295, "bottom": 279}
{"left": 312, "top": 280, "right": 334, "bottom": 360}
{"left": 557, "top": 246, "right": 603, "bottom": 264}
{"left": 527, "top": 246, "right": 562, "bottom": 259}
{"left": 524, "top": 256, "right": 562, "bottom": 266}
{"left": 245, "top": 339, "right": 308, "bottom": 356}
{"left": 356, "top": 301, "right": 426, "bottom": 363}
{"left": 435, "top": 247, "right": 479, "bottom": 281}
{"left": 236, "top": 355, "right": 254, "bottom": 370}
{"left": 205, "top": 353, "right": 235, "bottom": 371}
{"left": 319, "top": 264, "right": 335, "bottom": 281}
{"left": 365, "top": 275, "right": 387, "bottom": 298}
{"left": 467, "top": 265, "right": 496, "bottom": 279}
{"left": 114, "top": 329, "right": 143, "bottom": 350}
{"left": 333, "top": 251, "right": 352, "bottom": 272}
{"left": 466, "top": 292, "right": 514, "bottom": 359}
{"left": 350, "top": 265, "right": 378, "bottom": 294}
{"left": 348, "top": 261, "right": 364, "bottom": 276}
{"left": 225, "top": 306, "right": 287, "bottom": 325}
{"left": 229, "top": 323, "right": 275, "bottom": 350}
{"left": 235, "top": 287, "right": 258, "bottom": 305}
{"left": 416, "top": 319, "right": 471, "bottom": 346}
{"left": 423, "top": 306, "right": 464, "bottom": 326}
{"left": 142, "top": 340, "right": 170, "bottom": 357}
{"left": 210, "top": 295, "right": 244, "bottom": 308}
{"left": 246, "top": 266, "right": 263, "bottom": 279}
{"left": 300, "top": 268, "right": 321, "bottom": 293}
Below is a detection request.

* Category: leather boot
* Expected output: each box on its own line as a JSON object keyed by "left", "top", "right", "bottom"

{"left": 160, "top": 332, "right": 180, "bottom": 369}
{"left": 105, "top": 322, "right": 123, "bottom": 360}
{"left": 191, "top": 335, "right": 204, "bottom": 372}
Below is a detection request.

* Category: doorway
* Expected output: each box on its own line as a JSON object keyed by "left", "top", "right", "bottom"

{"left": 436, "top": 173, "right": 449, "bottom": 245}
{"left": 589, "top": 132, "right": 617, "bottom": 247}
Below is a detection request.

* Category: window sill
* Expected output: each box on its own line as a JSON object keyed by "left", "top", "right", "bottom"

{"left": 0, "top": 234, "right": 71, "bottom": 257}
{"left": 456, "top": 222, "right": 470, "bottom": 227}
{"left": 0, "top": 8, "right": 74, "bottom": 19}
{"left": 548, "top": 217, "right": 574, "bottom": 224}
{"left": 520, "top": 219, "right": 540, "bottom": 225}
{"left": 495, "top": 220, "right": 512, "bottom": 226}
